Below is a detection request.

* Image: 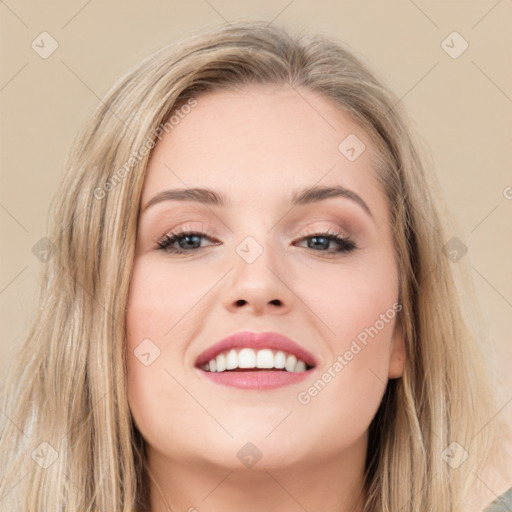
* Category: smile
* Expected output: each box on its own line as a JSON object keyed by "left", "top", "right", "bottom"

{"left": 199, "top": 347, "right": 312, "bottom": 373}
{"left": 195, "top": 331, "right": 317, "bottom": 389}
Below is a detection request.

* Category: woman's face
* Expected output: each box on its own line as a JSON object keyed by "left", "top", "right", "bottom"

{"left": 125, "top": 85, "right": 404, "bottom": 473}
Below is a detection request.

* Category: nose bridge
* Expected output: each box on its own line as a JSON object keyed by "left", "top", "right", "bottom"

{"left": 228, "top": 203, "right": 281, "bottom": 270}
{"left": 221, "top": 230, "right": 291, "bottom": 314}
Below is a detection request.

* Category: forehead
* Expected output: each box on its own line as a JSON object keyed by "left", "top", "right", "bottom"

{"left": 141, "top": 85, "right": 386, "bottom": 215}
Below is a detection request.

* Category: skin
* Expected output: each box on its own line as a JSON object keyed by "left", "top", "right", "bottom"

{"left": 125, "top": 85, "right": 405, "bottom": 512}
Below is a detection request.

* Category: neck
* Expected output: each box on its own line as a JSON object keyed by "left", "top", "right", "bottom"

{"left": 145, "top": 434, "right": 368, "bottom": 512}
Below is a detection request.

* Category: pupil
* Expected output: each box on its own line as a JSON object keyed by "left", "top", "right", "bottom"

{"left": 181, "top": 235, "right": 199, "bottom": 249}
{"left": 310, "top": 236, "right": 329, "bottom": 250}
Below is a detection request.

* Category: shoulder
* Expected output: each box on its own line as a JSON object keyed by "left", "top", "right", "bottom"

{"left": 483, "top": 487, "right": 512, "bottom": 511}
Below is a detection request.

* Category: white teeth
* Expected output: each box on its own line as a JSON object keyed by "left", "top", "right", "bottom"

{"left": 201, "top": 348, "right": 310, "bottom": 373}
{"left": 238, "top": 348, "right": 256, "bottom": 368}
{"left": 216, "top": 353, "right": 226, "bottom": 372}
{"left": 274, "top": 351, "right": 286, "bottom": 369}
{"left": 294, "top": 360, "right": 306, "bottom": 372}
{"left": 285, "top": 355, "right": 297, "bottom": 372}
{"left": 226, "top": 349, "right": 238, "bottom": 370}
{"left": 256, "top": 349, "right": 274, "bottom": 368}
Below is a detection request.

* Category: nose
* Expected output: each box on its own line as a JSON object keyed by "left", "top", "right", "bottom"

{"left": 221, "top": 239, "right": 293, "bottom": 316}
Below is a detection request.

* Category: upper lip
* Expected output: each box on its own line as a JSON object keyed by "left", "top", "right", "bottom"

{"left": 195, "top": 331, "right": 317, "bottom": 368}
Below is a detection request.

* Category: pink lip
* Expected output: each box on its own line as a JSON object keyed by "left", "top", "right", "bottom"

{"left": 195, "top": 331, "right": 317, "bottom": 390}
{"left": 195, "top": 331, "right": 317, "bottom": 368}
{"left": 199, "top": 370, "right": 310, "bottom": 390}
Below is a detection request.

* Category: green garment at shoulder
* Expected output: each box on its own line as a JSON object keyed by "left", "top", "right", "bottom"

{"left": 483, "top": 487, "right": 512, "bottom": 512}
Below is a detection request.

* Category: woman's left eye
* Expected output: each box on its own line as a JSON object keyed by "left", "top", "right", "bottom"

{"left": 155, "top": 229, "right": 356, "bottom": 255}
{"left": 294, "top": 230, "right": 357, "bottom": 254}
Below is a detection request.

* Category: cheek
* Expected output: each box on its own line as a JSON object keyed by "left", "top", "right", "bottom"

{"left": 124, "top": 256, "right": 231, "bottom": 452}
{"left": 296, "top": 302, "right": 398, "bottom": 447}
{"left": 292, "top": 250, "right": 399, "bottom": 427}
{"left": 124, "top": 259, "right": 186, "bottom": 443}
{"left": 293, "top": 247, "right": 399, "bottom": 359}
{"left": 125, "top": 256, "right": 204, "bottom": 346}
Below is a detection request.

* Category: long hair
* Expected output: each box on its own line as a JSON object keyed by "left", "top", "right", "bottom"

{"left": 0, "top": 20, "right": 503, "bottom": 511}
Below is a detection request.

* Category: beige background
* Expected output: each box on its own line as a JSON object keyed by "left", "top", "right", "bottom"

{"left": 1, "top": 0, "right": 511, "bottom": 484}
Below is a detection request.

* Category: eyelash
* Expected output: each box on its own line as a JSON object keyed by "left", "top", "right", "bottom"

{"left": 155, "top": 228, "right": 357, "bottom": 256}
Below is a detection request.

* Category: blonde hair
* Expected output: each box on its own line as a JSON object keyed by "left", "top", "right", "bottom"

{"left": 0, "top": 20, "right": 504, "bottom": 512}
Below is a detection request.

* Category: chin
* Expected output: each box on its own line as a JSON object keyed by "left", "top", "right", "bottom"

{"left": 201, "top": 441, "right": 311, "bottom": 473}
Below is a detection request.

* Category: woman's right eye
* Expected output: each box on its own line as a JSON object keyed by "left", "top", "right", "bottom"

{"left": 156, "top": 231, "right": 218, "bottom": 254}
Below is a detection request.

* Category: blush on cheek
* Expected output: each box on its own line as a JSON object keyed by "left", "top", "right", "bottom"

{"left": 307, "top": 303, "right": 399, "bottom": 433}
{"left": 297, "top": 357, "right": 387, "bottom": 458}
{"left": 125, "top": 263, "right": 178, "bottom": 347}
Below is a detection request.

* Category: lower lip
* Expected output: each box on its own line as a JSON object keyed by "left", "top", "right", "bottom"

{"left": 199, "top": 369, "right": 311, "bottom": 390}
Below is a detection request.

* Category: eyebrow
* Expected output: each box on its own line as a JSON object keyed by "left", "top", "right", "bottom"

{"left": 142, "top": 185, "right": 373, "bottom": 218}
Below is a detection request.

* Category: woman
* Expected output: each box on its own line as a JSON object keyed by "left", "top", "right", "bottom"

{"left": 0, "top": 20, "right": 509, "bottom": 512}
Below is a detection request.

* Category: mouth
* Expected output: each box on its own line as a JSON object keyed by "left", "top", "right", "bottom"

{"left": 195, "top": 331, "right": 316, "bottom": 390}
